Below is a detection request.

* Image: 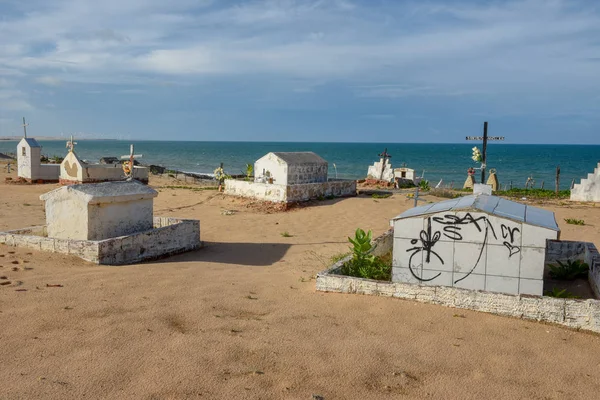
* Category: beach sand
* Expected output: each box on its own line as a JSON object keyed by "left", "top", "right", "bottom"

{"left": 1, "top": 165, "right": 599, "bottom": 399}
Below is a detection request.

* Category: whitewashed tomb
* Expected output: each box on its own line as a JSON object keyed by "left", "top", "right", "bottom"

{"left": 391, "top": 194, "right": 560, "bottom": 296}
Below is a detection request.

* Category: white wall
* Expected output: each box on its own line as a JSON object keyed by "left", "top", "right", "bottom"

{"left": 255, "top": 154, "right": 288, "bottom": 185}
{"left": 45, "top": 192, "right": 89, "bottom": 240}
{"left": 392, "top": 211, "right": 558, "bottom": 296}
{"left": 88, "top": 199, "right": 154, "bottom": 240}
{"left": 571, "top": 163, "right": 600, "bottom": 202}
{"left": 17, "top": 139, "right": 39, "bottom": 180}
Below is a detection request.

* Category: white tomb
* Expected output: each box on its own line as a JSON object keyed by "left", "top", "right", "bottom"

{"left": 17, "top": 137, "right": 60, "bottom": 183}
{"left": 60, "top": 143, "right": 149, "bottom": 185}
{"left": 40, "top": 180, "right": 157, "bottom": 240}
{"left": 391, "top": 194, "right": 560, "bottom": 296}
{"left": 225, "top": 151, "right": 356, "bottom": 203}
{"left": 571, "top": 162, "right": 600, "bottom": 202}
{"left": 254, "top": 152, "right": 328, "bottom": 185}
{"left": 367, "top": 159, "right": 394, "bottom": 182}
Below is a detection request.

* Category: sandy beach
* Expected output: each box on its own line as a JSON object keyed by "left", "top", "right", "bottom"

{"left": 1, "top": 164, "right": 599, "bottom": 400}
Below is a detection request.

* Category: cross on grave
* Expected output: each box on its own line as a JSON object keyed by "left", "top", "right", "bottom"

{"left": 120, "top": 144, "right": 143, "bottom": 179}
{"left": 22, "top": 117, "right": 29, "bottom": 138}
{"left": 465, "top": 121, "right": 505, "bottom": 183}
{"left": 378, "top": 148, "right": 392, "bottom": 180}
{"left": 66, "top": 135, "right": 77, "bottom": 152}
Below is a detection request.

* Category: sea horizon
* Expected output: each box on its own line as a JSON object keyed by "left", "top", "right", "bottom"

{"left": 1, "top": 139, "right": 598, "bottom": 190}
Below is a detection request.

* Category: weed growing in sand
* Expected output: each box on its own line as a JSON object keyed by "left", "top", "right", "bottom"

{"left": 162, "top": 185, "right": 218, "bottom": 191}
{"left": 22, "top": 203, "right": 32, "bottom": 206}
{"left": 340, "top": 228, "right": 391, "bottom": 281}
{"left": 330, "top": 252, "right": 349, "bottom": 264}
{"left": 548, "top": 259, "right": 589, "bottom": 280}
{"left": 564, "top": 218, "right": 585, "bottom": 226}
{"left": 372, "top": 193, "right": 392, "bottom": 199}
{"left": 544, "top": 288, "right": 580, "bottom": 298}
{"left": 281, "top": 232, "right": 293, "bottom": 238}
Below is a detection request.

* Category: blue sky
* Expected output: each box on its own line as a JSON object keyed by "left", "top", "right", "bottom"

{"left": 0, "top": 0, "right": 599, "bottom": 143}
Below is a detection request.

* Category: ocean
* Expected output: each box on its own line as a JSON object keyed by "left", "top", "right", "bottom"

{"left": 1, "top": 140, "right": 598, "bottom": 190}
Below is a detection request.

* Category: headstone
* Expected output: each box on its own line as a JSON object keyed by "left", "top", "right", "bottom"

{"left": 367, "top": 149, "right": 394, "bottom": 182}
{"left": 486, "top": 169, "right": 499, "bottom": 191}
{"left": 473, "top": 183, "right": 492, "bottom": 195}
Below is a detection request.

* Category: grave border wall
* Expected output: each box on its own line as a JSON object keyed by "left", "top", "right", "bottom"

{"left": 0, "top": 217, "right": 200, "bottom": 265}
{"left": 316, "top": 230, "right": 600, "bottom": 334}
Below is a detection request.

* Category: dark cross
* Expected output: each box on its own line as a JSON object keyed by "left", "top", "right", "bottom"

{"left": 465, "top": 121, "right": 505, "bottom": 183}
{"left": 481, "top": 122, "right": 488, "bottom": 184}
{"left": 378, "top": 148, "right": 392, "bottom": 180}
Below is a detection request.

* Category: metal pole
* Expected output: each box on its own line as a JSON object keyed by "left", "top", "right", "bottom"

{"left": 481, "top": 121, "right": 488, "bottom": 184}
{"left": 414, "top": 186, "right": 419, "bottom": 207}
{"left": 555, "top": 165, "right": 560, "bottom": 194}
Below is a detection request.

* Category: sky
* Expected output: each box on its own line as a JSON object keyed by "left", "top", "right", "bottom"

{"left": 0, "top": 0, "right": 599, "bottom": 143}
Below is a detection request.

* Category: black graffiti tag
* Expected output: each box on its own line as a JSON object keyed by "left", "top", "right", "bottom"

{"left": 501, "top": 224, "right": 521, "bottom": 258}
{"left": 406, "top": 217, "right": 443, "bottom": 282}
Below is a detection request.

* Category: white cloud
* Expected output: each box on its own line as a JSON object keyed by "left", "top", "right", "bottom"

{"left": 0, "top": 0, "right": 598, "bottom": 103}
{"left": 35, "top": 76, "right": 62, "bottom": 86}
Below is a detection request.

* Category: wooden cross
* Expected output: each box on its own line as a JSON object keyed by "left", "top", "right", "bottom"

{"left": 66, "top": 135, "right": 77, "bottom": 152}
{"left": 120, "top": 144, "right": 143, "bottom": 178}
{"left": 378, "top": 148, "right": 392, "bottom": 180}
{"left": 22, "top": 117, "right": 29, "bottom": 138}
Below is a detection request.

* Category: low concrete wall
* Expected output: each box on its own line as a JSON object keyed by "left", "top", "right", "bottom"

{"left": 224, "top": 179, "right": 356, "bottom": 203}
{"left": 546, "top": 240, "right": 600, "bottom": 299}
{"left": 316, "top": 231, "right": 600, "bottom": 334}
{"left": 38, "top": 164, "right": 60, "bottom": 180}
{"left": 286, "top": 179, "right": 356, "bottom": 202}
{"left": 224, "top": 180, "right": 286, "bottom": 202}
{"left": 0, "top": 217, "right": 200, "bottom": 265}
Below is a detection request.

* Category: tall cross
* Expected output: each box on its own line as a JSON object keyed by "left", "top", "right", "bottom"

{"left": 466, "top": 122, "right": 505, "bottom": 183}
{"left": 120, "top": 144, "right": 143, "bottom": 178}
{"left": 378, "top": 148, "right": 392, "bottom": 180}
{"left": 22, "top": 117, "right": 29, "bottom": 138}
{"left": 66, "top": 135, "right": 77, "bottom": 152}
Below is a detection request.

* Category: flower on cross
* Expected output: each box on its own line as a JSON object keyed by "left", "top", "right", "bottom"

{"left": 471, "top": 147, "right": 482, "bottom": 163}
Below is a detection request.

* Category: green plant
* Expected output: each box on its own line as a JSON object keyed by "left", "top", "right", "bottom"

{"left": 245, "top": 163, "right": 253, "bottom": 180}
{"left": 548, "top": 259, "right": 589, "bottom": 280}
{"left": 430, "top": 188, "right": 461, "bottom": 199}
{"left": 340, "top": 229, "right": 391, "bottom": 280}
{"left": 494, "top": 188, "right": 570, "bottom": 199}
{"left": 281, "top": 232, "right": 292, "bottom": 237}
{"left": 330, "top": 252, "right": 349, "bottom": 264}
{"left": 419, "top": 179, "right": 430, "bottom": 191}
{"left": 372, "top": 193, "right": 392, "bottom": 199}
{"left": 564, "top": 218, "right": 585, "bottom": 226}
{"left": 544, "top": 288, "right": 580, "bottom": 298}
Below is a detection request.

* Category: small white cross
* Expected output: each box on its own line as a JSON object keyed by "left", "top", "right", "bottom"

{"left": 120, "top": 144, "right": 143, "bottom": 178}
{"left": 22, "top": 117, "right": 29, "bottom": 138}
{"left": 66, "top": 135, "right": 77, "bottom": 152}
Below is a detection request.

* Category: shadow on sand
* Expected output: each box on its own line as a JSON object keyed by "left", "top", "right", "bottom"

{"left": 153, "top": 241, "right": 292, "bottom": 266}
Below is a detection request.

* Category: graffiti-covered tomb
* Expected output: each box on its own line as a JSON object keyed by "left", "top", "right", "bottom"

{"left": 391, "top": 194, "right": 560, "bottom": 296}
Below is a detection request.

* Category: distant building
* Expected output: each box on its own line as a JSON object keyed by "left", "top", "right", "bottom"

{"left": 16, "top": 137, "right": 60, "bottom": 183}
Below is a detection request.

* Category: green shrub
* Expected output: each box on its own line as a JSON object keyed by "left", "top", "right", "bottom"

{"left": 564, "top": 218, "right": 585, "bottom": 226}
{"left": 340, "top": 228, "right": 391, "bottom": 281}
{"left": 419, "top": 179, "right": 430, "bottom": 191}
{"left": 544, "top": 288, "right": 580, "bottom": 298}
{"left": 372, "top": 193, "right": 392, "bottom": 199}
{"left": 495, "top": 188, "right": 570, "bottom": 199}
{"left": 548, "top": 259, "right": 589, "bottom": 280}
{"left": 281, "top": 231, "right": 292, "bottom": 238}
{"left": 430, "top": 188, "right": 461, "bottom": 199}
